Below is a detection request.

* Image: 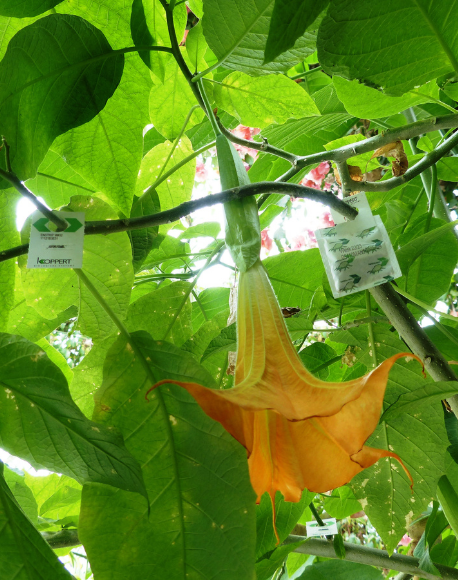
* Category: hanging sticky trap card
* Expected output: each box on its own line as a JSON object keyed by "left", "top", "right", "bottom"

{"left": 316, "top": 192, "right": 401, "bottom": 298}
{"left": 27, "top": 211, "right": 85, "bottom": 269}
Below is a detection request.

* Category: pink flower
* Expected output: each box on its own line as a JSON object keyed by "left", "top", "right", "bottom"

{"left": 195, "top": 159, "right": 208, "bottom": 182}
{"left": 301, "top": 179, "right": 320, "bottom": 190}
{"left": 291, "top": 235, "right": 306, "bottom": 251}
{"left": 310, "top": 161, "right": 330, "bottom": 182}
{"left": 261, "top": 229, "right": 273, "bottom": 251}
{"left": 321, "top": 211, "right": 335, "bottom": 228}
{"left": 231, "top": 125, "right": 260, "bottom": 162}
{"left": 399, "top": 534, "right": 412, "bottom": 547}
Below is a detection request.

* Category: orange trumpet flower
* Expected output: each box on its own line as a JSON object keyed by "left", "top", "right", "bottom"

{"left": 147, "top": 260, "right": 419, "bottom": 541}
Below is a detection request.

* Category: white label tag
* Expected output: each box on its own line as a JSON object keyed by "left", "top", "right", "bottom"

{"left": 27, "top": 211, "right": 85, "bottom": 269}
{"left": 306, "top": 518, "right": 338, "bottom": 537}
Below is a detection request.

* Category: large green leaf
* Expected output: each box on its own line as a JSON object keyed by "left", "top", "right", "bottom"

{"left": 297, "top": 560, "right": 382, "bottom": 580}
{"left": 263, "top": 250, "right": 325, "bottom": 309}
{"left": 256, "top": 491, "right": 313, "bottom": 558}
{"left": 0, "top": 333, "right": 147, "bottom": 499}
{"left": 7, "top": 270, "right": 77, "bottom": 343}
{"left": 52, "top": 58, "right": 149, "bottom": 217}
{"left": 249, "top": 113, "right": 353, "bottom": 183}
{"left": 264, "top": 0, "right": 328, "bottom": 64}
{"left": 397, "top": 216, "right": 458, "bottom": 303}
{"left": 333, "top": 76, "right": 440, "bottom": 118}
{"left": 191, "top": 287, "right": 230, "bottom": 332}
{"left": 0, "top": 191, "right": 20, "bottom": 332}
{"left": 213, "top": 71, "right": 319, "bottom": 128}
{"left": 25, "top": 150, "right": 96, "bottom": 210}
{"left": 0, "top": 14, "right": 123, "bottom": 185}
{"left": 0, "top": 0, "right": 63, "bottom": 17}
{"left": 126, "top": 282, "right": 193, "bottom": 346}
{"left": 129, "top": 189, "right": 161, "bottom": 273}
{"left": 202, "top": 0, "right": 317, "bottom": 75}
{"left": 3, "top": 466, "right": 38, "bottom": 525}
{"left": 25, "top": 472, "right": 82, "bottom": 523}
{"left": 331, "top": 324, "right": 448, "bottom": 553}
{"left": 70, "top": 335, "right": 117, "bottom": 419}
{"left": 0, "top": 464, "right": 71, "bottom": 580}
{"left": 135, "top": 136, "right": 195, "bottom": 217}
{"left": 20, "top": 196, "right": 134, "bottom": 341}
{"left": 318, "top": 0, "right": 458, "bottom": 95}
{"left": 131, "top": 0, "right": 187, "bottom": 81}
{"left": 79, "top": 332, "right": 256, "bottom": 580}
{"left": 149, "top": 58, "right": 204, "bottom": 139}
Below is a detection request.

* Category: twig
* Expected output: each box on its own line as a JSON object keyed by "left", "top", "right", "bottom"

{"left": 42, "top": 528, "right": 79, "bottom": 549}
{"left": 0, "top": 183, "right": 357, "bottom": 264}
{"left": 286, "top": 536, "right": 458, "bottom": 580}
{"left": 0, "top": 166, "right": 68, "bottom": 231}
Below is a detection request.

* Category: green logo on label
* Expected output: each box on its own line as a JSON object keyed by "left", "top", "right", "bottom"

{"left": 33, "top": 217, "right": 83, "bottom": 233}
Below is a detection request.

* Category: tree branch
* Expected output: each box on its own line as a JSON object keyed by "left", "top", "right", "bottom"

{"left": 369, "top": 283, "right": 458, "bottom": 415}
{"left": 42, "top": 528, "right": 80, "bottom": 550}
{"left": 0, "top": 182, "right": 357, "bottom": 264}
{"left": 277, "top": 113, "right": 458, "bottom": 182}
{"left": 0, "top": 167, "right": 68, "bottom": 231}
{"left": 286, "top": 536, "right": 458, "bottom": 580}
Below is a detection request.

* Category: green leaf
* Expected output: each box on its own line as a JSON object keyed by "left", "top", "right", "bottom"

{"left": 264, "top": 0, "right": 328, "bottom": 64}
{"left": 202, "top": 0, "right": 317, "bottom": 75}
{"left": 143, "top": 127, "right": 166, "bottom": 155}
{"left": 0, "top": 192, "right": 20, "bottom": 332}
{"left": 36, "top": 337, "right": 73, "bottom": 387}
{"left": 213, "top": 71, "right": 319, "bottom": 128}
{"left": 186, "top": 21, "right": 208, "bottom": 73}
{"left": 249, "top": 113, "right": 353, "bottom": 183}
{"left": 136, "top": 136, "right": 195, "bottom": 219}
{"left": 20, "top": 196, "right": 134, "bottom": 341}
{"left": 299, "top": 342, "right": 339, "bottom": 380}
{"left": 396, "top": 217, "right": 458, "bottom": 274}
{"left": 0, "top": 14, "right": 123, "bottom": 184}
{"left": 382, "top": 381, "right": 458, "bottom": 422}
{"left": 0, "top": 0, "right": 63, "bottom": 17}
{"left": 25, "top": 150, "right": 96, "bottom": 210}
{"left": 53, "top": 57, "right": 150, "bottom": 216}
{"left": 333, "top": 77, "right": 440, "bottom": 118}
{"left": 0, "top": 333, "right": 147, "bottom": 499}
{"left": 332, "top": 324, "right": 449, "bottom": 553}
{"left": 0, "top": 465, "right": 71, "bottom": 580}
{"left": 202, "top": 322, "right": 236, "bottom": 361}
{"left": 126, "top": 282, "right": 193, "bottom": 346}
{"left": 179, "top": 222, "right": 221, "bottom": 240}
{"left": 129, "top": 189, "right": 161, "bottom": 273}
{"left": 437, "top": 473, "right": 458, "bottom": 538}
{"left": 131, "top": 0, "right": 187, "bottom": 82}
{"left": 181, "top": 315, "right": 228, "bottom": 361}
{"left": 397, "top": 216, "right": 458, "bottom": 303}
{"left": 263, "top": 250, "right": 325, "bottom": 309}
{"left": 40, "top": 486, "right": 82, "bottom": 517}
{"left": 430, "top": 534, "right": 458, "bottom": 568}
{"left": 79, "top": 331, "right": 256, "bottom": 580}
{"left": 297, "top": 560, "right": 383, "bottom": 580}
{"left": 323, "top": 487, "right": 362, "bottom": 519}
{"left": 3, "top": 466, "right": 38, "bottom": 525}
{"left": 437, "top": 157, "right": 458, "bottom": 181}
{"left": 149, "top": 59, "right": 203, "bottom": 139}
{"left": 192, "top": 287, "right": 230, "bottom": 331}
{"left": 24, "top": 472, "right": 82, "bottom": 522}
{"left": 256, "top": 541, "right": 304, "bottom": 580}
{"left": 256, "top": 491, "right": 313, "bottom": 558}
{"left": 318, "top": 1, "right": 458, "bottom": 95}
{"left": 70, "top": 335, "right": 117, "bottom": 419}
{"left": 333, "top": 534, "right": 346, "bottom": 559}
